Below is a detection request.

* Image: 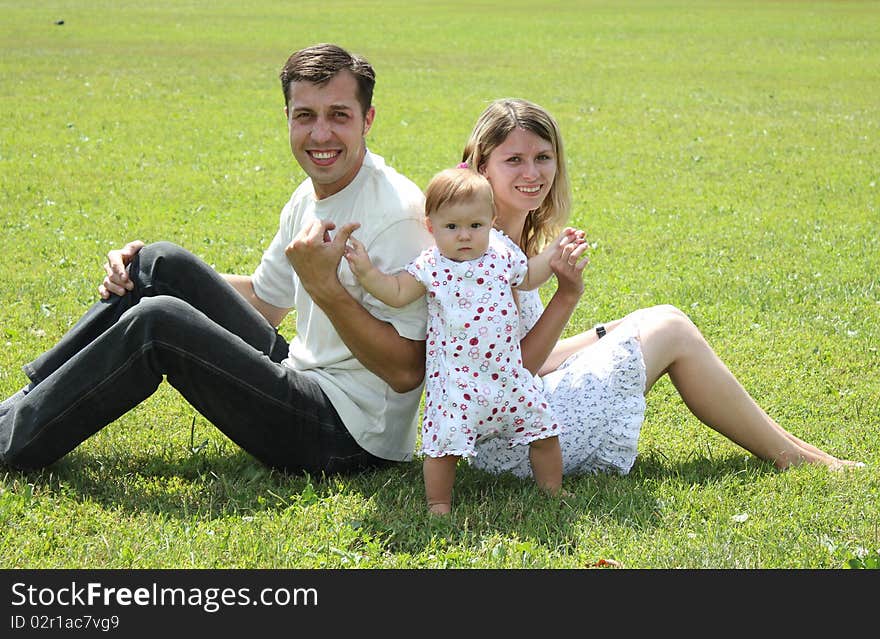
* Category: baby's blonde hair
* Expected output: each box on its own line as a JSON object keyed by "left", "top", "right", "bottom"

{"left": 424, "top": 168, "right": 496, "bottom": 218}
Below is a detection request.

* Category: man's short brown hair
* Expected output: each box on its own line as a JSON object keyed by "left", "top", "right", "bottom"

{"left": 280, "top": 43, "right": 375, "bottom": 115}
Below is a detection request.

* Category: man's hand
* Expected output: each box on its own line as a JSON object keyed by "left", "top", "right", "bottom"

{"left": 284, "top": 219, "right": 424, "bottom": 392}
{"left": 99, "top": 240, "right": 145, "bottom": 299}
{"left": 284, "top": 220, "right": 360, "bottom": 301}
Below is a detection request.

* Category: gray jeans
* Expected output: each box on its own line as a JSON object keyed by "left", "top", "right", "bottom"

{"left": 0, "top": 242, "right": 392, "bottom": 475}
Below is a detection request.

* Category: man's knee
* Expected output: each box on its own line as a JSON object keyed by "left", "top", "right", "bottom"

{"left": 121, "top": 295, "right": 193, "bottom": 336}
{"left": 134, "top": 241, "right": 210, "bottom": 294}
{"left": 138, "top": 241, "right": 194, "bottom": 269}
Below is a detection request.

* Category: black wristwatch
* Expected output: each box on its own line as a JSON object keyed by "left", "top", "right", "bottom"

{"left": 595, "top": 324, "right": 606, "bottom": 339}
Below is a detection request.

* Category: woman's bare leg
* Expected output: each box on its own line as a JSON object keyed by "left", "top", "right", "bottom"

{"left": 633, "top": 305, "right": 860, "bottom": 469}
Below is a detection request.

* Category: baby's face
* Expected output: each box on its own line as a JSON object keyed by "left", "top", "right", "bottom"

{"left": 428, "top": 198, "right": 495, "bottom": 262}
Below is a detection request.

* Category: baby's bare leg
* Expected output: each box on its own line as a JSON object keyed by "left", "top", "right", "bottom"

{"left": 529, "top": 436, "right": 562, "bottom": 493}
{"left": 424, "top": 455, "right": 459, "bottom": 515}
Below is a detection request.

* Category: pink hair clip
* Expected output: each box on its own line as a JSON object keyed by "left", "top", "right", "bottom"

{"left": 457, "top": 162, "right": 469, "bottom": 169}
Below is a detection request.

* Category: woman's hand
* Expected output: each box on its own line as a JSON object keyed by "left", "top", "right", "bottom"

{"left": 550, "top": 228, "right": 589, "bottom": 299}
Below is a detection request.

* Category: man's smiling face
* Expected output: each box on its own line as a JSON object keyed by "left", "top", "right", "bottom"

{"left": 285, "top": 69, "right": 374, "bottom": 199}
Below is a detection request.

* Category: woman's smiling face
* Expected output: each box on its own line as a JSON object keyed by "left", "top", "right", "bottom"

{"left": 480, "top": 127, "right": 557, "bottom": 219}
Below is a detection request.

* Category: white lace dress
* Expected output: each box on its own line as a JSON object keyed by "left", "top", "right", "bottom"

{"left": 469, "top": 289, "right": 648, "bottom": 478}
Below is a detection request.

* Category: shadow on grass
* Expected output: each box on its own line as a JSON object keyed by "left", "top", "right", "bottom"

{"left": 360, "top": 450, "right": 778, "bottom": 560}
{"left": 2, "top": 443, "right": 778, "bottom": 560}
{"left": 2, "top": 447, "right": 324, "bottom": 519}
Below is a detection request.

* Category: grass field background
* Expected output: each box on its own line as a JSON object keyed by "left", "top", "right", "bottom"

{"left": 1, "top": 1, "right": 878, "bottom": 568}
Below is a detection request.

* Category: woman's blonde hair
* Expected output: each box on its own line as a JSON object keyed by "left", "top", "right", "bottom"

{"left": 424, "top": 167, "right": 495, "bottom": 218}
{"left": 461, "top": 98, "right": 571, "bottom": 257}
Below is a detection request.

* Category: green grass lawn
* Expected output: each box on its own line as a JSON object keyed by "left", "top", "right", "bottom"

{"left": 1, "top": 0, "right": 878, "bottom": 568}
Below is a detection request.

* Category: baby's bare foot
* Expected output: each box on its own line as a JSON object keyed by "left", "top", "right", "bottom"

{"left": 428, "top": 502, "right": 451, "bottom": 515}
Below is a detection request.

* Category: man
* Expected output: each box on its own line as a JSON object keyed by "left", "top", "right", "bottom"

{"left": 0, "top": 43, "right": 433, "bottom": 474}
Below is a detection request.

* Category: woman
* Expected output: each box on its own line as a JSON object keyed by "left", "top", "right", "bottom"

{"left": 460, "top": 98, "right": 860, "bottom": 479}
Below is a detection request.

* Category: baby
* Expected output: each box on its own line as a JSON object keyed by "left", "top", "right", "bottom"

{"left": 345, "top": 167, "right": 584, "bottom": 514}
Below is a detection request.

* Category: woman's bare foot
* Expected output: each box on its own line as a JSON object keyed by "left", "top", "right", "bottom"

{"left": 775, "top": 447, "right": 864, "bottom": 471}
{"left": 827, "top": 458, "right": 866, "bottom": 471}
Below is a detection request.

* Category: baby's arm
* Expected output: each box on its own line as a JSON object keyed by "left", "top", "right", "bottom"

{"left": 344, "top": 234, "right": 426, "bottom": 307}
{"left": 517, "top": 227, "right": 585, "bottom": 290}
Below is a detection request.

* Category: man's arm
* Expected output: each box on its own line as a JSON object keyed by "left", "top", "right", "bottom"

{"left": 286, "top": 220, "right": 426, "bottom": 393}
{"left": 99, "top": 240, "right": 292, "bottom": 327}
{"left": 222, "top": 274, "right": 291, "bottom": 328}
{"left": 307, "top": 284, "right": 427, "bottom": 393}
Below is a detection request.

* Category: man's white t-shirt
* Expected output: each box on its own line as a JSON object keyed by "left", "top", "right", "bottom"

{"left": 252, "top": 150, "right": 432, "bottom": 461}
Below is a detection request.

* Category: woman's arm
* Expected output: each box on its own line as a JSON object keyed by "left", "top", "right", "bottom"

{"left": 519, "top": 242, "right": 590, "bottom": 375}
{"left": 517, "top": 227, "right": 583, "bottom": 291}
{"left": 519, "top": 287, "right": 580, "bottom": 375}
